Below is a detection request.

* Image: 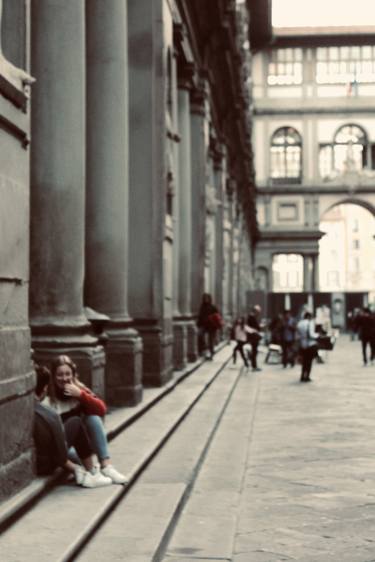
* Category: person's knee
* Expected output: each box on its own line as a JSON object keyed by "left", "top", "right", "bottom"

{"left": 83, "top": 415, "right": 105, "bottom": 437}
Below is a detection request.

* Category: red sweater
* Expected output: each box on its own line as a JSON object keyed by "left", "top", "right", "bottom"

{"left": 43, "top": 389, "right": 107, "bottom": 422}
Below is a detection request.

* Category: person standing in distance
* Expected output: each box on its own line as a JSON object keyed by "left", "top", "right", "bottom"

{"left": 296, "top": 311, "right": 318, "bottom": 382}
{"left": 246, "top": 305, "right": 262, "bottom": 372}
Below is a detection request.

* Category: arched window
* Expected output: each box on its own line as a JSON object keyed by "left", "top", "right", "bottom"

{"left": 319, "top": 124, "right": 372, "bottom": 180}
{"left": 270, "top": 127, "right": 302, "bottom": 184}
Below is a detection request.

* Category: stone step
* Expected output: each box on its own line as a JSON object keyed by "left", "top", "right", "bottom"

{"left": 0, "top": 350, "right": 209, "bottom": 534}
{"left": 163, "top": 367, "right": 261, "bottom": 561}
{"left": 75, "top": 362, "right": 244, "bottom": 561}
{"left": 0, "top": 345, "right": 234, "bottom": 561}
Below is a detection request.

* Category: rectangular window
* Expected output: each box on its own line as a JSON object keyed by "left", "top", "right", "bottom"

{"left": 353, "top": 239, "right": 360, "bottom": 250}
{"left": 316, "top": 45, "right": 375, "bottom": 85}
{"left": 268, "top": 48, "right": 303, "bottom": 86}
{"left": 277, "top": 203, "right": 298, "bottom": 222}
{"left": 327, "top": 270, "right": 340, "bottom": 288}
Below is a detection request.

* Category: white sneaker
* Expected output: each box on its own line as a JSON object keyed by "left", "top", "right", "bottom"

{"left": 79, "top": 469, "right": 112, "bottom": 488}
{"left": 101, "top": 465, "right": 128, "bottom": 485}
{"left": 73, "top": 465, "right": 85, "bottom": 486}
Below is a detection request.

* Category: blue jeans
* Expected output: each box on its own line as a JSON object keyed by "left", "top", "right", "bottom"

{"left": 83, "top": 415, "right": 110, "bottom": 462}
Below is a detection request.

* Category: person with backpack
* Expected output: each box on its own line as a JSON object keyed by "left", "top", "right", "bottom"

{"left": 296, "top": 311, "right": 319, "bottom": 382}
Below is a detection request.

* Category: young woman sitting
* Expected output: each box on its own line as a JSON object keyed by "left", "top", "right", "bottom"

{"left": 43, "top": 354, "right": 127, "bottom": 485}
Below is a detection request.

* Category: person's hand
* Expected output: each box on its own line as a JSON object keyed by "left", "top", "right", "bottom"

{"left": 63, "top": 382, "right": 82, "bottom": 398}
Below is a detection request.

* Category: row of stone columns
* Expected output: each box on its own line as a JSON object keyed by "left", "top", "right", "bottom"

{"left": 30, "top": 0, "right": 140, "bottom": 403}
{"left": 28, "top": 0, "right": 242, "bottom": 405}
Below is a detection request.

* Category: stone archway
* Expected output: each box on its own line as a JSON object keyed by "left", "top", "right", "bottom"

{"left": 319, "top": 199, "right": 375, "bottom": 292}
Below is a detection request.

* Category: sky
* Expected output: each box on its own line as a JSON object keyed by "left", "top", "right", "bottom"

{"left": 272, "top": 0, "right": 375, "bottom": 27}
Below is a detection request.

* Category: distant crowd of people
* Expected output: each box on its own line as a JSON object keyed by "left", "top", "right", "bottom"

{"left": 196, "top": 293, "right": 375, "bottom": 385}
{"left": 32, "top": 295, "right": 374, "bottom": 489}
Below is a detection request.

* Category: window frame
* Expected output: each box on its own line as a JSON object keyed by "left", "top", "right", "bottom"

{"left": 270, "top": 126, "right": 303, "bottom": 185}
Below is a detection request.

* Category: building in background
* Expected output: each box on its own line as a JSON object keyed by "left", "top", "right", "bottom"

{"left": 252, "top": 23, "right": 375, "bottom": 315}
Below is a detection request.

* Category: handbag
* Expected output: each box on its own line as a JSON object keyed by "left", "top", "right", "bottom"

{"left": 207, "top": 312, "right": 224, "bottom": 330}
{"left": 317, "top": 335, "right": 335, "bottom": 350}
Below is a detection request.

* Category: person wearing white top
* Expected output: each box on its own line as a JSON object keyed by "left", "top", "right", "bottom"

{"left": 296, "top": 311, "right": 318, "bottom": 382}
{"left": 232, "top": 317, "right": 249, "bottom": 368}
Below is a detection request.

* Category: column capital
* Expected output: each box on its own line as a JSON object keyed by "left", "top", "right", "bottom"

{"left": 226, "top": 177, "right": 236, "bottom": 200}
{"left": 209, "top": 133, "right": 225, "bottom": 171}
{"left": 190, "top": 80, "right": 207, "bottom": 116}
{"left": 177, "top": 60, "right": 195, "bottom": 91}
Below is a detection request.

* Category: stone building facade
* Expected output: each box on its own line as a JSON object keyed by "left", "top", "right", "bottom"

{"left": 252, "top": 25, "right": 375, "bottom": 297}
{"left": 0, "top": 0, "right": 260, "bottom": 502}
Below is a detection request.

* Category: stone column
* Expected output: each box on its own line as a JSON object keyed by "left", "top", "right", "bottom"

{"left": 173, "top": 64, "right": 196, "bottom": 365}
{"left": 226, "top": 179, "right": 236, "bottom": 321}
{"left": 85, "top": 0, "right": 142, "bottom": 406}
{"left": 128, "top": 0, "right": 173, "bottom": 387}
{"left": 30, "top": 0, "right": 105, "bottom": 396}
{"left": 190, "top": 82, "right": 207, "bottom": 317}
{"left": 303, "top": 254, "right": 314, "bottom": 292}
{"left": 212, "top": 143, "right": 225, "bottom": 314}
{"left": 312, "top": 253, "right": 320, "bottom": 291}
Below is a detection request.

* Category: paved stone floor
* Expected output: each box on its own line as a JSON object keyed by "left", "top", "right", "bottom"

{"left": 165, "top": 335, "right": 375, "bottom": 562}
{"left": 234, "top": 335, "right": 375, "bottom": 562}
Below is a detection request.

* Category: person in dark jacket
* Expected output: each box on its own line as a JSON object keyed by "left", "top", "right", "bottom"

{"left": 247, "top": 305, "right": 262, "bottom": 371}
{"left": 197, "top": 293, "right": 220, "bottom": 360}
{"left": 280, "top": 309, "right": 297, "bottom": 368}
{"left": 356, "top": 307, "right": 375, "bottom": 366}
{"left": 33, "top": 365, "right": 111, "bottom": 488}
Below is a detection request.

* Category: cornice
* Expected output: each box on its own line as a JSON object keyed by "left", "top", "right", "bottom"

{"left": 256, "top": 184, "right": 375, "bottom": 195}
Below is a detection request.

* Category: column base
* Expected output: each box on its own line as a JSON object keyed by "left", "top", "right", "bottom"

{"left": 31, "top": 326, "right": 106, "bottom": 399}
{"left": 133, "top": 321, "right": 173, "bottom": 387}
{"left": 0, "top": 395, "right": 34, "bottom": 502}
{"left": 186, "top": 320, "right": 198, "bottom": 362}
{"left": 104, "top": 326, "right": 143, "bottom": 407}
{"left": 173, "top": 319, "right": 188, "bottom": 371}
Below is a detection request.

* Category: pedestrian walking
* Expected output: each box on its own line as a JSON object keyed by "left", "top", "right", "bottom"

{"left": 296, "top": 311, "right": 319, "bottom": 382}
{"left": 231, "top": 317, "right": 249, "bottom": 368}
{"left": 247, "top": 305, "right": 263, "bottom": 372}
{"left": 280, "top": 309, "right": 297, "bottom": 368}
{"left": 356, "top": 307, "right": 375, "bottom": 366}
{"left": 197, "top": 293, "right": 222, "bottom": 360}
{"left": 43, "top": 355, "right": 127, "bottom": 484}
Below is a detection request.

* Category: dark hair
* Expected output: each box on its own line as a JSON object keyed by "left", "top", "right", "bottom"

{"left": 48, "top": 354, "right": 86, "bottom": 403}
{"left": 35, "top": 364, "right": 51, "bottom": 397}
{"left": 304, "top": 311, "right": 312, "bottom": 320}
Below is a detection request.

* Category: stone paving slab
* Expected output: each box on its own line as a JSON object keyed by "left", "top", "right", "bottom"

{"left": 77, "top": 362, "right": 242, "bottom": 561}
{"left": 163, "top": 368, "right": 260, "bottom": 561}
{"left": 159, "top": 335, "right": 375, "bottom": 562}
{"left": 233, "top": 335, "right": 375, "bottom": 561}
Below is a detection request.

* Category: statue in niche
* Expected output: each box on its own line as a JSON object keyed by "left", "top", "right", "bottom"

{"left": 165, "top": 148, "right": 175, "bottom": 217}
{"left": 328, "top": 140, "right": 375, "bottom": 191}
{"left": 205, "top": 184, "right": 220, "bottom": 216}
{"left": 205, "top": 216, "right": 214, "bottom": 267}
{"left": 255, "top": 268, "right": 268, "bottom": 291}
